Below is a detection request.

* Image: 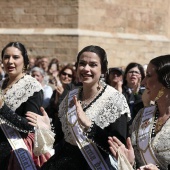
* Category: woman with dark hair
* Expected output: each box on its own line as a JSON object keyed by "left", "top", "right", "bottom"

{"left": 108, "top": 55, "right": 170, "bottom": 170}
{"left": 0, "top": 42, "right": 52, "bottom": 170}
{"left": 26, "top": 45, "right": 130, "bottom": 170}
{"left": 46, "top": 65, "right": 76, "bottom": 122}
{"left": 122, "top": 62, "right": 145, "bottom": 124}
{"left": 47, "top": 58, "right": 60, "bottom": 86}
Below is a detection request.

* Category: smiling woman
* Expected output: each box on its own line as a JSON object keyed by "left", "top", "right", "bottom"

{"left": 26, "top": 45, "right": 131, "bottom": 170}
{"left": 108, "top": 54, "right": 170, "bottom": 170}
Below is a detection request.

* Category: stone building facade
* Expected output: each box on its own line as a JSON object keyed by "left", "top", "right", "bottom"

{"left": 0, "top": 0, "right": 170, "bottom": 67}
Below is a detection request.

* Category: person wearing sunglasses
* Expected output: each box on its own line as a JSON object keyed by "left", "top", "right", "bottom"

{"left": 122, "top": 62, "right": 145, "bottom": 125}
{"left": 45, "top": 65, "right": 76, "bottom": 133}
{"left": 106, "top": 67, "right": 124, "bottom": 92}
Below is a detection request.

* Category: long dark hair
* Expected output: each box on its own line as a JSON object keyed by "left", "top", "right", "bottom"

{"left": 123, "top": 62, "right": 145, "bottom": 87}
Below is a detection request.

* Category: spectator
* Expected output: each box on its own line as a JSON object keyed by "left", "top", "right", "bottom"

{"left": 31, "top": 67, "right": 53, "bottom": 109}
{"left": 47, "top": 58, "right": 60, "bottom": 89}
{"left": 122, "top": 62, "right": 145, "bottom": 124}
{"left": 40, "top": 56, "right": 49, "bottom": 72}
{"left": 27, "top": 57, "right": 36, "bottom": 74}
{"left": 106, "top": 67, "right": 123, "bottom": 92}
{"left": 46, "top": 65, "right": 76, "bottom": 127}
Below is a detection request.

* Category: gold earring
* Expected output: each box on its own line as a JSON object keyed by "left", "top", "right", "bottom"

{"left": 154, "top": 87, "right": 165, "bottom": 101}
{"left": 97, "top": 82, "right": 101, "bottom": 91}
{"left": 22, "top": 66, "right": 26, "bottom": 73}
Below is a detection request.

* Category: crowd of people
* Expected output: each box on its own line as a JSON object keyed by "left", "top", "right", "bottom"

{"left": 0, "top": 41, "right": 170, "bottom": 170}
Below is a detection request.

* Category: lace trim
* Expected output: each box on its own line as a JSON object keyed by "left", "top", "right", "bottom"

{"left": 59, "top": 85, "right": 130, "bottom": 145}
{"left": 0, "top": 75, "right": 42, "bottom": 133}
{"left": 3, "top": 75, "right": 42, "bottom": 111}
{"left": 131, "top": 108, "right": 170, "bottom": 169}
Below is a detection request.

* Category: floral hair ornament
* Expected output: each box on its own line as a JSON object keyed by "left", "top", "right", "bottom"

{"left": 154, "top": 86, "right": 165, "bottom": 101}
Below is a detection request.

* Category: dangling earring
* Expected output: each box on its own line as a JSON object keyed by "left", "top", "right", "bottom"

{"left": 97, "top": 74, "right": 104, "bottom": 91}
{"left": 97, "top": 82, "right": 101, "bottom": 91}
{"left": 154, "top": 87, "right": 165, "bottom": 101}
{"left": 22, "top": 66, "right": 26, "bottom": 73}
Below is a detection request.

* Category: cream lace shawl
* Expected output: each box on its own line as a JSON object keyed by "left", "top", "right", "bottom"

{"left": 0, "top": 75, "right": 42, "bottom": 133}
{"left": 3, "top": 75, "right": 42, "bottom": 111}
{"left": 58, "top": 85, "right": 130, "bottom": 145}
{"left": 131, "top": 107, "right": 170, "bottom": 170}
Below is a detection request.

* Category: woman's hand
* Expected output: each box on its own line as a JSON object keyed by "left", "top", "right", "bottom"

{"left": 138, "top": 164, "right": 159, "bottom": 170}
{"left": 26, "top": 107, "right": 51, "bottom": 130}
{"left": 108, "top": 136, "right": 135, "bottom": 166}
{"left": 132, "top": 76, "right": 141, "bottom": 94}
{"left": 115, "top": 81, "right": 123, "bottom": 93}
{"left": 55, "top": 85, "right": 64, "bottom": 95}
{"left": 73, "top": 95, "right": 91, "bottom": 129}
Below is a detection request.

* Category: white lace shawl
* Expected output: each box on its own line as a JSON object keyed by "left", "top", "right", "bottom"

{"left": 2, "top": 75, "right": 42, "bottom": 111}
{"left": 58, "top": 85, "right": 131, "bottom": 145}
{"left": 131, "top": 108, "right": 170, "bottom": 170}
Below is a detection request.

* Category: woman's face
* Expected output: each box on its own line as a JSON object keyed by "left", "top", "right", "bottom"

{"left": 31, "top": 71, "right": 44, "bottom": 84}
{"left": 142, "top": 63, "right": 162, "bottom": 101}
{"left": 60, "top": 68, "right": 73, "bottom": 85}
{"left": 2, "top": 47, "right": 24, "bottom": 77}
{"left": 126, "top": 66, "right": 141, "bottom": 87}
{"left": 49, "top": 63, "right": 58, "bottom": 74}
{"left": 77, "top": 51, "right": 102, "bottom": 87}
{"left": 109, "top": 71, "right": 123, "bottom": 85}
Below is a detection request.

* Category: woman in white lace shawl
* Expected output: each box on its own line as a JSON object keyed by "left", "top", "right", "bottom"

{"left": 108, "top": 54, "right": 170, "bottom": 170}
{"left": 26, "top": 45, "right": 131, "bottom": 170}
{"left": 0, "top": 42, "right": 51, "bottom": 170}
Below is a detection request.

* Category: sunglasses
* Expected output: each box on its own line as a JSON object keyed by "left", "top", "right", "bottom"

{"left": 61, "top": 72, "right": 73, "bottom": 78}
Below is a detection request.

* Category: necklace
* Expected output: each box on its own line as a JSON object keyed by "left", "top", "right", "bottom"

{"left": 80, "top": 87, "right": 101, "bottom": 108}
{"left": 152, "top": 105, "right": 170, "bottom": 135}
{"left": 3, "top": 75, "right": 25, "bottom": 95}
{"left": 155, "top": 118, "right": 164, "bottom": 134}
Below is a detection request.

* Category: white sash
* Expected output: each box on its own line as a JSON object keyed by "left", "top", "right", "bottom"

{"left": 0, "top": 119, "right": 37, "bottom": 170}
{"left": 137, "top": 106, "right": 162, "bottom": 166}
{"left": 67, "top": 89, "right": 110, "bottom": 170}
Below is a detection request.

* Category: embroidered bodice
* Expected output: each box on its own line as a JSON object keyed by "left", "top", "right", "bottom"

{"left": 58, "top": 85, "right": 130, "bottom": 145}
{"left": 131, "top": 107, "right": 170, "bottom": 170}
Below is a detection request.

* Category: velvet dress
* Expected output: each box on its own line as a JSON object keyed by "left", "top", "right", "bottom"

{"left": 0, "top": 75, "right": 51, "bottom": 170}
{"left": 41, "top": 84, "right": 131, "bottom": 170}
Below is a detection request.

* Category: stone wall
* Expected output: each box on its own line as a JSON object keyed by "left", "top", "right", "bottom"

{"left": 78, "top": 0, "right": 170, "bottom": 67}
{"left": 0, "top": 0, "right": 170, "bottom": 68}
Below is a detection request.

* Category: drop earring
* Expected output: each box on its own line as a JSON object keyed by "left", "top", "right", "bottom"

{"left": 22, "top": 66, "right": 26, "bottom": 73}
{"left": 97, "top": 74, "right": 105, "bottom": 91}
{"left": 154, "top": 87, "right": 165, "bottom": 101}
{"left": 97, "top": 82, "right": 101, "bottom": 91}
